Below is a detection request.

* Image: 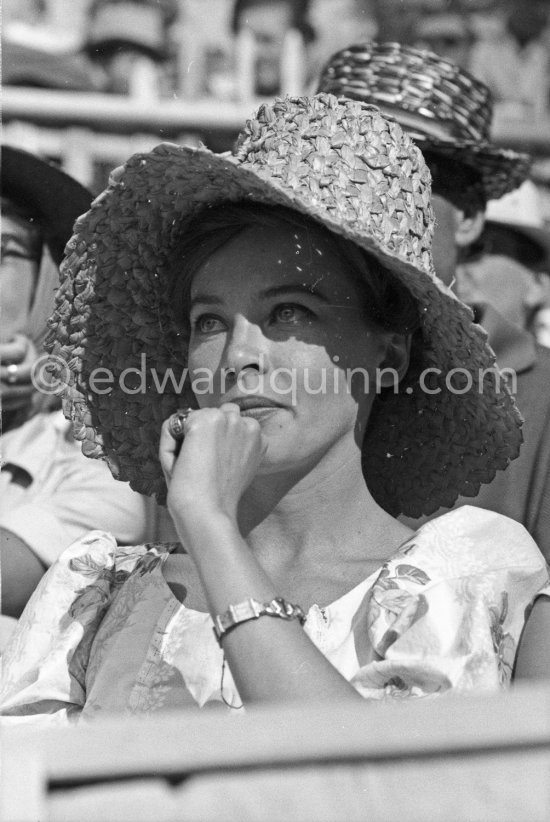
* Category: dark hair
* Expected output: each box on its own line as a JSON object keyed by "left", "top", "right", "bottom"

{"left": 423, "top": 151, "right": 486, "bottom": 217}
{"left": 506, "top": 3, "right": 549, "bottom": 48}
{"left": 466, "top": 223, "right": 546, "bottom": 270}
{"left": 167, "top": 202, "right": 419, "bottom": 336}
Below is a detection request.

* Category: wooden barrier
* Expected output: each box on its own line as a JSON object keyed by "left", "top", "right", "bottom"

{"left": 2, "top": 683, "right": 550, "bottom": 821}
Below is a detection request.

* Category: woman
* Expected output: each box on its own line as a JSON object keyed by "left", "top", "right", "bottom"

{"left": 1, "top": 94, "right": 548, "bottom": 720}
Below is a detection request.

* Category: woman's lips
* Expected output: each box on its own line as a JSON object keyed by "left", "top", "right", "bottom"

{"left": 239, "top": 406, "right": 282, "bottom": 420}
{"left": 230, "top": 397, "right": 284, "bottom": 411}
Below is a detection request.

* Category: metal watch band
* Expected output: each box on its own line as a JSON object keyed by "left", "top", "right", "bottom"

{"left": 213, "top": 596, "right": 306, "bottom": 645}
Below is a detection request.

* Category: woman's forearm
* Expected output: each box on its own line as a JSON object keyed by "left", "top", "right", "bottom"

{"left": 171, "top": 509, "right": 363, "bottom": 705}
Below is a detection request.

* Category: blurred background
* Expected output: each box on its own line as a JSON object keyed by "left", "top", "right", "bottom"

{"left": 3, "top": 0, "right": 550, "bottom": 209}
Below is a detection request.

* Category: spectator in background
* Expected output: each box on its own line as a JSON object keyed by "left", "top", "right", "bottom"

{"left": 1, "top": 147, "right": 92, "bottom": 432}
{"left": 457, "top": 180, "right": 550, "bottom": 339}
{"left": 369, "top": 0, "right": 417, "bottom": 45}
{"left": 414, "top": 11, "right": 473, "bottom": 70}
{"left": 317, "top": 42, "right": 550, "bottom": 562}
{"left": 1, "top": 147, "right": 155, "bottom": 620}
{"left": 2, "top": 0, "right": 104, "bottom": 93}
{"left": 308, "top": 0, "right": 378, "bottom": 84}
{"left": 231, "top": 0, "right": 315, "bottom": 96}
{"left": 469, "top": 0, "right": 550, "bottom": 118}
{"left": 85, "top": 0, "right": 178, "bottom": 95}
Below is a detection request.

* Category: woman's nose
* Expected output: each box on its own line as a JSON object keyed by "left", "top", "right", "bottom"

{"left": 223, "top": 315, "right": 269, "bottom": 378}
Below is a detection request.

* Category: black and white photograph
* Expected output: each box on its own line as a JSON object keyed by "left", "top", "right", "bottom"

{"left": 1, "top": 2, "right": 550, "bottom": 820}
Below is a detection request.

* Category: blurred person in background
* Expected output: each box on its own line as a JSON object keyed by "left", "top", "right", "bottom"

{"left": 457, "top": 180, "right": 550, "bottom": 340}
{"left": 85, "top": 0, "right": 178, "bottom": 95}
{"left": 469, "top": 0, "right": 550, "bottom": 118}
{"left": 1, "top": 147, "right": 155, "bottom": 622}
{"left": 413, "top": 11, "right": 473, "bottom": 70}
{"left": 317, "top": 42, "right": 550, "bottom": 563}
{"left": 1, "top": 147, "right": 91, "bottom": 432}
{"left": 231, "top": 0, "right": 315, "bottom": 96}
{"left": 2, "top": 0, "right": 105, "bottom": 92}
{"left": 532, "top": 287, "right": 550, "bottom": 348}
{"left": 308, "top": 0, "right": 378, "bottom": 83}
{"left": 369, "top": 0, "right": 417, "bottom": 45}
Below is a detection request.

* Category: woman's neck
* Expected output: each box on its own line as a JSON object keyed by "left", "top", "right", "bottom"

{"left": 238, "top": 445, "right": 412, "bottom": 572}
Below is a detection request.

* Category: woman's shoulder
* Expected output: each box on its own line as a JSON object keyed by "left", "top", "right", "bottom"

{"left": 14, "top": 531, "right": 182, "bottom": 628}
{"left": 51, "top": 530, "right": 180, "bottom": 578}
{"left": 0, "top": 532, "right": 184, "bottom": 719}
{"left": 392, "top": 507, "right": 547, "bottom": 585}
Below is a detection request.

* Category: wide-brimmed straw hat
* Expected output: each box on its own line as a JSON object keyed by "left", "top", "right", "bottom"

{"left": 46, "top": 94, "right": 522, "bottom": 518}
{"left": 317, "top": 42, "right": 530, "bottom": 202}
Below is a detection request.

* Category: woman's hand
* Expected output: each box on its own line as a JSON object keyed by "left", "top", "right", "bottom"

{"left": 159, "top": 403, "right": 267, "bottom": 529}
{"left": 0, "top": 334, "right": 38, "bottom": 410}
{"left": 158, "top": 404, "right": 361, "bottom": 708}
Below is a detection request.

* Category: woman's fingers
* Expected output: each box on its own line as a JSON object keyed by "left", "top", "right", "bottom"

{"left": 160, "top": 410, "right": 194, "bottom": 481}
{"left": 159, "top": 404, "right": 266, "bottom": 523}
{"left": 0, "top": 360, "right": 33, "bottom": 385}
{"left": 219, "top": 401, "right": 241, "bottom": 417}
{"left": 0, "top": 334, "right": 33, "bottom": 366}
{"left": 0, "top": 336, "right": 40, "bottom": 394}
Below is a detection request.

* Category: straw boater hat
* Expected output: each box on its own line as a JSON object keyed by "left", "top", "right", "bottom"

{"left": 46, "top": 94, "right": 522, "bottom": 518}
{"left": 317, "top": 42, "right": 530, "bottom": 202}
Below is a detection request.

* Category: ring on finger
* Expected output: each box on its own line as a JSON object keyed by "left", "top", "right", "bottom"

{"left": 6, "top": 364, "right": 19, "bottom": 385}
{"left": 168, "top": 407, "right": 193, "bottom": 441}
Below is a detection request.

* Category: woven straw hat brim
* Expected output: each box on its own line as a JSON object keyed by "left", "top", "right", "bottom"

{"left": 46, "top": 102, "right": 522, "bottom": 518}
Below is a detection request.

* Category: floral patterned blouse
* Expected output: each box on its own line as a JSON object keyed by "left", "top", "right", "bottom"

{"left": 1, "top": 507, "right": 549, "bottom": 725}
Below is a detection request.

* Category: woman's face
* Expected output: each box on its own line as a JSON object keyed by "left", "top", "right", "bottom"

{"left": 186, "top": 221, "right": 392, "bottom": 474}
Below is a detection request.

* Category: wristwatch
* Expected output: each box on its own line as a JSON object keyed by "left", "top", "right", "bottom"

{"left": 213, "top": 596, "right": 306, "bottom": 645}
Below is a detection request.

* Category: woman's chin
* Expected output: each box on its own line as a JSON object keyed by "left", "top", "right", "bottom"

{"left": 255, "top": 446, "right": 297, "bottom": 477}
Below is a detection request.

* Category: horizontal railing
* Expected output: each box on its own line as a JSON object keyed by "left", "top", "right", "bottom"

{"left": 2, "top": 683, "right": 550, "bottom": 821}
{"left": 2, "top": 87, "right": 252, "bottom": 136}
{"left": 4, "top": 86, "right": 550, "bottom": 147}
{"left": 3, "top": 86, "right": 550, "bottom": 191}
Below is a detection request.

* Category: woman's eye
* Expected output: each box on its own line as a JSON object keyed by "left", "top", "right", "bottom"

{"left": 0, "top": 243, "right": 37, "bottom": 262}
{"left": 193, "top": 315, "right": 225, "bottom": 334}
{"left": 272, "top": 304, "right": 313, "bottom": 325}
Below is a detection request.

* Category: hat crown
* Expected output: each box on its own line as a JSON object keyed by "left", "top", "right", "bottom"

{"left": 317, "top": 42, "right": 493, "bottom": 144}
{"left": 233, "top": 93, "right": 435, "bottom": 279}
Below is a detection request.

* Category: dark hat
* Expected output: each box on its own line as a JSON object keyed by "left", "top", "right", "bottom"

{"left": 46, "top": 95, "right": 522, "bottom": 518}
{"left": 85, "top": 1, "right": 168, "bottom": 60}
{"left": 317, "top": 42, "right": 531, "bottom": 202}
{"left": 1, "top": 146, "right": 93, "bottom": 265}
{"left": 2, "top": 41, "right": 103, "bottom": 93}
